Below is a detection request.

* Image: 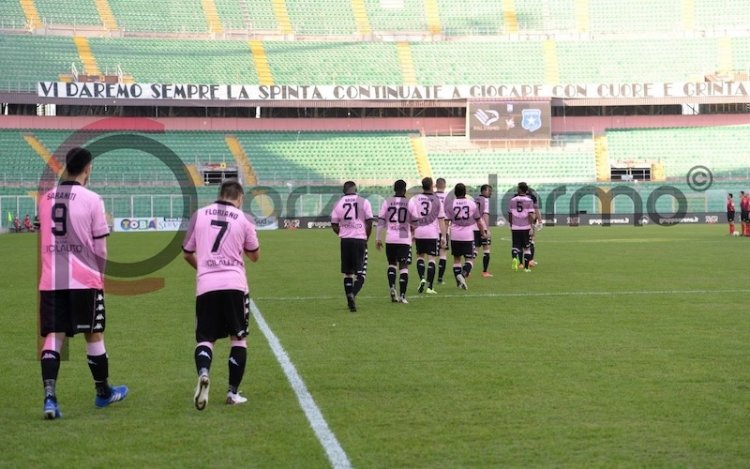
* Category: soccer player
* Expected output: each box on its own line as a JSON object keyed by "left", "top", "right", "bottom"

{"left": 445, "top": 183, "right": 487, "bottom": 290}
{"left": 527, "top": 187, "right": 542, "bottom": 267}
{"left": 434, "top": 177, "right": 449, "bottom": 284}
{"left": 24, "top": 213, "right": 35, "bottom": 232}
{"left": 376, "top": 180, "right": 414, "bottom": 303}
{"left": 473, "top": 184, "right": 493, "bottom": 277}
{"left": 508, "top": 182, "right": 536, "bottom": 272}
{"left": 183, "top": 179, "right": 260, "bottom": 410}
{"left": 331, "top": 181, "right": 374, "bottom": 312}
{"left": 727, "top": 193, "right": 736, "bottom": 236}
{"left": 741, "top": 191, "right": 750, "bottom": 236}
{"left": 408, "top": 177, "right": 445, "bottom": 294}
{"left": 38, "top": 147, "right": 128, "bottom": 420}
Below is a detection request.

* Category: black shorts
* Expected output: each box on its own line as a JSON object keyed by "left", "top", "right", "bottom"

{"left": 196, "top": 290, "right": 249, "bottom": 343}
{"left": 340, "top": 238, "right": 368, "bottom": 275}
{"left": 473, "top": 230, "right": 491, "bottom": 247}
{"left": 512, "top": 229, "right": 532, "bottom": 250}
{"left": 386, "top": 243, "right": 412, "bottom": 265}
{"left": 741, "top": 211, "right": 749, "bottom": 223}
{"left": 727, "top": 211, "right": 736, "bottom": 222}
{"left": 415, "top": 238, "right": 439, "bottom": 256}
{"left": 39, "top": 289, "right": 105, "bottom": 337}
{"left": 451, "top": 240, "right": 475, "bottom": 259}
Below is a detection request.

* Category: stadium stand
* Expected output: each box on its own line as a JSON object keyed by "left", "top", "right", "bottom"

{"left": 0, "top": 36, "right": 79, "bottom": 90}
{"left": 555, "top": 38, "right": 721, "bottom": 83}
{"left": 89, "top": 38, "right": 260, "bottom": 84}
{"left": 234, "top": 131, "right": 419, "bottom": 184}
{"left": 605, "top": 126, "right": 750, "bottom": 180}
{"left": 263, "top": 41, "right": 400, "bottom": 84}
{"left": 35, "top": 0, "right": 101, "bottom": 26}
{"left": 0, "top": 0, "right": 29, "bottom": 29}
{"left": 5, "top": 34, "right": 750, "bottom": 89}
{"left": 365, "top": 0, "right": 426, "bottom": 33}
{"left": 410, "top": 41, "right": 546, "bottom": 85}
{"left": 107, "top": 0, "right": 209, "bottom": 32}
{"left": 285, "top": 0, "right": 357, "bottom": 35}
{"left": 215, "top": 0, "right": 248, "bottom": 30}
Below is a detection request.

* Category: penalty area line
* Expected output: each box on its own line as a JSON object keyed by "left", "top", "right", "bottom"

{"left": 249, "top": 299, "right": 352, "bottom": 469}
{"left": 254, "top": 288, "right": 750, "bottom": 302}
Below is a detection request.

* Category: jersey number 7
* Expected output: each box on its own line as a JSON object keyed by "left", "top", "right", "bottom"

{"left": 210, "top": 219, "right": 229, "bottom": 252}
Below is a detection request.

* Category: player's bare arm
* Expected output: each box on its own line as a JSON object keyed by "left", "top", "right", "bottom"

{"left": 183, "top": 251, "right": 198, "bottom": 269}
{"left": 245, "top": 248, "right": 260, "bottom": 263}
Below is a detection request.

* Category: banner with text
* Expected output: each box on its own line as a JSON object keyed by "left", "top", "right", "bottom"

{"left": 37, "top": 81, "right": 750, "bottom": 101}
{"left": 113, "top": 217, "right": 188, "bottom": 232}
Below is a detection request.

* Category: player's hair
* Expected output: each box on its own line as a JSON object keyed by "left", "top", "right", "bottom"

{"left": 421, "top": 177, "right": 433, "bottom": 191}
{"left": 343, "top": 181, "right": 357, "bottom": 194}
{"left": 517, "top": 182, "right": 529, "bottom": 194}
{"left": 65, "top": 147, "right": 92, "bottom": 176}
{"left": 729, "top": 193, "right": 733, "bottom": 198}
{"left": 480, "top": 184, "right": 491, "bottom": 194}
{"left": 435, "top": 178, "right": 446, "bottom": 189}
{"left": 219, "top": 179, "right": 244, "bottom": 200}
{"left": 394, "top": 179, "right": 407, "bottom": 194}
{"left": 454, "top": 183, "right": 466, "bottom": 198}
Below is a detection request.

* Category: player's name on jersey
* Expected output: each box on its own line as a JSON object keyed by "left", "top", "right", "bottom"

{"left": 45, "top": 191, "right": 77, "bottom": 201}
{"left": 203, "top": 208, "right": 239, "bottom": 219}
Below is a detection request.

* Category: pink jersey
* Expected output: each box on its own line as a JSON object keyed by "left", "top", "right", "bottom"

{"left": 377, "top": 196, "right": 413, "bottom": 245}
{"left": 509, "top": 194, "right": 535, "bottom": 230}
{"left": 331, "top": 194, "right": 374, "bottom": 240}
{"left": 183, "top": 201, "right": 260, "bottom": 296}
{"left": 39, "top": 182, "right": 109, "bottom": 291}
{"left": 408, "top": 192, "right": 444, "bottom": 240}
{"left": 445, "top": 196, "right": 481, "bottom": 242}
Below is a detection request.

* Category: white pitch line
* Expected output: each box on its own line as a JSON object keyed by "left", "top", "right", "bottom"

{"left": 249, "top": 299, "right": 352, "bottom": 469}
{"left": 253, "top": 288, "right": 750, "bottom": 302}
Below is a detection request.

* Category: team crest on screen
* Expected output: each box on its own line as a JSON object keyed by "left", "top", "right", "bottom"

{"left": 521, "top": 109, "right": 542, "bottom": 132}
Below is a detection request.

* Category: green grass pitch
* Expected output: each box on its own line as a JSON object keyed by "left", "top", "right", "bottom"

{"left": 1, "top": 224, "right": 749, "bottom": 467}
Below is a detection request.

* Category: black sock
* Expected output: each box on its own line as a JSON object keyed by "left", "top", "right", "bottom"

{"left": 427, "top": 261, "right": 436, "bottom": 288}
{"left": 483, "top": 252, "right": 490, "bottom": 272}
{"left": 41, "top": 350, "right": 60, "bottom": 400}
{"left": 530, "top": 243, "right": 536, "bottom": 260}
{"left": 523, "top": 253, "right": 531, "bottom": 269}
{"left": 399, "top": 271, "right": 408, "bottom": 296}
{"left": 228, "top": 346, "right": 247, "bottom": 394}
{"left": 353, "top": 274, "right": 365, "bottom": 296}
{"left": 195, "top": 344, "right": 213, "bottom": 376}
{"left": 387, "top": 266, "right": 397, "bottom": 288}
{"left": 87, "top": 353, "right": 110, "bottom": 398}
{"left": 463, "top": 262, "right": 473, "bottom": 277}
{"left": 453, "top": 265, "right": 462, "bottom": 279}
{"left": 344, "top": 277, "right": 354, "bottom": 297}
{"left": 416, "top": 259, "right": 425, "bottom": 280}
{"left": 512, "top": 248, "right": 520, "bottom": 260}
{"left": 438, "top": 258, "right": 447, "bottom": 280}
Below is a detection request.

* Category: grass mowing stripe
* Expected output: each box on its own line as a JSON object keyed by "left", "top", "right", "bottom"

{"left": 254, "top": 288, "right": 750, "bottom": 301}
{"left": 249, "top": 299, "right": 352, "bottom": 469}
